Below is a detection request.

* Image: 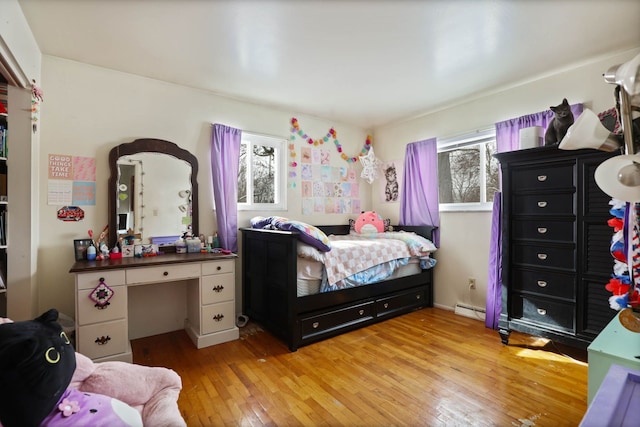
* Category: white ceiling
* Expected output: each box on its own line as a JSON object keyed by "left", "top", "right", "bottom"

{"left": 17, "top": 0, "right": 640, "bottom": 129}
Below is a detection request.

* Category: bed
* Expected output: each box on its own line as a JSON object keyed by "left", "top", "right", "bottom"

{"left": 240, "top": 221, "right": 437, "bottom": 351}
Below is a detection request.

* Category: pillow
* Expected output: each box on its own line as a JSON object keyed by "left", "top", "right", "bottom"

{"left": 271, "top": 218, "right": 331, "bottom": 252}
{"left": 350, "top": 211, "right": 390, "bottom": 234}
{"left": 250, "top": 215, "right": 288, "bottom": 229}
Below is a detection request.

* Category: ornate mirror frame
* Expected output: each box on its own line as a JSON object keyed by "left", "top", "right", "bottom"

{"left": 108, "top": 138, "right": 199, "bottom": 246}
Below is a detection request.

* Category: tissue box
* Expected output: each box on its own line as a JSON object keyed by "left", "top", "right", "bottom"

{"left": 134, "top": 244, "right": 158, "bottom": 257}
{"left": 122, "top": 245, "right": 135, "bottom": 258}
{"left": 186, "top": 239, "right": 202, "bottom": 253}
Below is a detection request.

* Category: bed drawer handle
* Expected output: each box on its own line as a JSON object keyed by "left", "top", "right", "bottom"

{"left": 537, "top": 201, "right": 547, "bottom": 208}
{"left": 383, "top": 303, "right": 389, "bottom": 309}
{"left": 95, "top": 336, "right": 111, "bottom": 345}
{"left": 537, "top": 308, "right": 547, "bottom": 316}
{"left": 358, "top": 309, "right": 365, "bottom": 316}
{"left": 537, "top": 253, "right": 547, "bottom": 260}
{"left": 537, "top": 227, "right": 547, "bottom": 234}
{"left": 212, "top": 314, "right": 224, "bottom": 322}
{"left": 212, "top": 285, "right": 224, "bottom": 292}
{"left": 312, "top": 322, "right": 319, "bottom": 329}
{"left": 537, "top": 280, "right": 547, "bottom": 287}
{"left": 537, "top": 175, "right": 547, "bottom": 182}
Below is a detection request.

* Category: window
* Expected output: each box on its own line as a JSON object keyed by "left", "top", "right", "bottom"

{"left": 437, "top": 128, "right": 500, "bottom": 211}
{"left": 237, "top": 133, "right": 286, "bottom": 210}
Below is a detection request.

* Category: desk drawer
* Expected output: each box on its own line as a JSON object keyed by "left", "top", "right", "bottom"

{"left": 202, "top": 259, "right": 235, "bottom": 276}
{"left": 201, "top": 272, "right": 234, "bottom": 305}
{"left": 77, "top": 285, "right": 127, "bottom": 325}
{"left": 512, "top": 193, "right": 575, "bottom": 215}
{"left": 511, "top": 163, "right": 574, "bottom": 191}
{"left": 76, "top": 270, "right": 126, "bottom": 290}
{"left": 126, "top": 263, "right": 200, "bottom": 285}
{"left": 512, "top": 294, "right": 575, "bottom": 332}
{"left": 77, "top": 319, "right": 127, "bottom": 360}
{"left": 201, "top": 301, "right": 235, "bottom": 335}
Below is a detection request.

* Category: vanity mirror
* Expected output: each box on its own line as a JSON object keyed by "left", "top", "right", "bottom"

{"left": 108, "top": 138, "right": 199, "bottom": 246}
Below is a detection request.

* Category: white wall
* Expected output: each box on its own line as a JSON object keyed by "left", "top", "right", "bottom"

{"left": 372, "top": 48, "right": 640, "bottom": 313}
{"left": 37, "top": 55, "right": 371, "bottom": 320}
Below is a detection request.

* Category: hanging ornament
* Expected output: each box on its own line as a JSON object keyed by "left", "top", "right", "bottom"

{"left": 359, "top": 146, "right": 382, "bottom": 184}
{"left": 31, "top": 79, "right": 43, "bottom": 134}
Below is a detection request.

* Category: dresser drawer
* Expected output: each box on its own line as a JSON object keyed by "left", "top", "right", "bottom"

{"left": 201, "top": 272, "right": 234, "bottom": 305}
{"left": 511, "top": 268, "right": 576, "bottom": 300}
{"left": 77, "top": 319, "right": 127, "bottom": 360}
{"left": 126, "top": 263, "right": 200, "bottom": 285}
{"left": 301, "top": 301, "right": 374, "bottom": 339}
{"left": 201, "top": 301, "right": 236, "bottom": 335}
{"left": 512, "top": 294, "right": 575, "bottom": 332}
{"left": 77, "top": 285, "right": 127, "bottom": 325}
{"left": 76, "top": 270, "right": 126, "bottom": 290}
{"left": 376, "top": 289, "right": 426, "bottom": 317}
{"left": 511, "top": 163, "right": 574, "bottom": 191}
{"left": 512, "top": 192, "right": 575, "bottom": 215}
{"left": 202, "top": 259, "right": 235, "bottom": 276}
{"left": 513, "top": 244, "right": 575, "bottom": 270}
{"left": 511, "top": 219, "right": 575, "bottom": 243}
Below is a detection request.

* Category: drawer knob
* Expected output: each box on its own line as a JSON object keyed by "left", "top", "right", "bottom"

{"left": 384, "top": 303, "right": 389, "bottom": 309}
{"left": 212, "top": 314, "right": 224, "bottom": 322}
{"left": 416, "top": 294, "right": 421, "bottom": 299}
{"left": 537, "top": 175, "right": 547, "bottom": 182}
{"left": 217, "top": 266, "right": 222, "bottom": 271}
{"left": 312, "top": 322, "right": 319, "bottom": 329}
{"left": 537, "top": 201, "right": 547, "bottom": 208}
{"left": 95, "top": 336, "right": 111, "bottom": 345}
{"left": 537, "top": 227, "right": 547, "bottom": 234}
{"left": 212, "top": 285, "right": 224, "bottom": 292}
{"left": 163, "top": 271, "right": 169, "bottom": 276}
{"left": 537, "top": 308, "right": 547, "bottom": 316}
{"left": 537, "top": 253, "right": 547, "bottom": 260}
{"left": 537, "top": 280, "right": 548, "bottom": 287}
{"left": 359, "top": 309, "right": 365, "bottom": 315}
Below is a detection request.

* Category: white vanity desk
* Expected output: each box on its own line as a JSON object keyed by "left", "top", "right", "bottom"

{"left": 70, "top": 252, "right": 239, "bottom": 363}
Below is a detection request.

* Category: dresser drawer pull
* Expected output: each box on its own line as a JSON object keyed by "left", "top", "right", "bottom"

{"left": 416, "top": 294, "right": 421, "bottom": 299}
{"left": 359, "top": 309, "right": 365, "bottom": 315}
{"left": 163, "top": 271, "right": 169, "bottom": 276}
{"left": 537, "top": 201, "right": 547, "bottom": 208}
{"left": 212, "top": 285, "right": 224, "bottom": 292}
{"left": 537, "top": 227, "right": 548, "bottom": 234}
{"left": 217, "top": 266, "right": 222, "bottom": 271}
{"left": 537, "top": 280, "right": 548, "bottom": 287}
{"left": 212, "top": 314, "right": 224, "bottom": 322}
{"left": 537, "top": 175, "right": 547, "bottom": 182}
{"left": 94, "top": 336, "right": 111, "bottom": 345}
{"left": 312, "top": 322, "right": 319, "bottom": 329}
{"left": 537, "top": 253, "right": 547, "bottom": 260}
{"left": 384, "top": 303, "right": 389, "bottom": 309}
{"left": 537, "top": 308, "right": 547, "bottom": 316}
{"left": 93, "top": 302, "right": 111, "bottom": 310}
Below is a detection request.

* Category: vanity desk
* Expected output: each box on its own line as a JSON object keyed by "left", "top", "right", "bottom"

{"left": 70, "top": 252, "right": 239, "bottom": 363}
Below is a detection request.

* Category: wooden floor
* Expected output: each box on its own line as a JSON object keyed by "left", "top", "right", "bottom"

{"left": 131, "top": 308, "right": 589, "bottom": 426}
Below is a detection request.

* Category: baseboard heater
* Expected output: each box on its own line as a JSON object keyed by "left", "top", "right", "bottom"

{"left": 454, "top": 303, "right": 486, "bottom": 321}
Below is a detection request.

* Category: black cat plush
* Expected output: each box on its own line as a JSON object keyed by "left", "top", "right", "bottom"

{"left": 0, "top": 309, "right": 76, "bottom": 427}
{"left": 545, "top": 98, "right": 575, "bottom": 146}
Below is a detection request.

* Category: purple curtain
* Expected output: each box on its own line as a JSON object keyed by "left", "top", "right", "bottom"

{"left": 399, "top": 138, "right": 440, "bottom": 246}
{"left": 485, "top": 103, "right": 583, "bottom": 329}
{"left": 211, "top": 124, "right": 241, "bottom": 252}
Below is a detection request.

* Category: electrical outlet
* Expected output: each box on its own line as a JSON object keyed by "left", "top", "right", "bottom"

{"left": 468, "top": 278, "right": 476, "bottom": 289}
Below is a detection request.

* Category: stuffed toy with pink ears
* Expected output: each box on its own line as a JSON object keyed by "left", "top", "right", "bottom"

{"left": 353, "top": 211, "right": 386, "bottom": 234}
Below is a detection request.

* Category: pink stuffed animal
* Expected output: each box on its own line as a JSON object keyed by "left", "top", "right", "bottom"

{"left": 353, "top": 211, "right": 386, "bottom": 234}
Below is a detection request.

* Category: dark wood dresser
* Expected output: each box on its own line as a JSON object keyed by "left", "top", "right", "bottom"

{"left": 495, "top": 146, "right": 619, "bottom": 349}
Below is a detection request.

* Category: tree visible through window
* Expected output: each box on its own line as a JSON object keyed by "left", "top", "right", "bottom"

{"left": 237, "top": 133, "right": 285, "bottom": 210}
{"left": 438, "top": 130, "right": 499, "bottom": 210}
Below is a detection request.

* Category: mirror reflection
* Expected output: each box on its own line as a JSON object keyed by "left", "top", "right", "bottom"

{"left": 108, "top": 138, "right": 199, "bottom": 246}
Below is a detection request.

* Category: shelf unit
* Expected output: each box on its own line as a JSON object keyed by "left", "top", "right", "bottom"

{"left": 0, "top": 78, "right": 7, "bottom": 316}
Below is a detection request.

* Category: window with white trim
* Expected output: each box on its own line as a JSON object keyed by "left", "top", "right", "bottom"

{"left": 237, "top": 133, "right": 286, "bottom": 211}
{"left": 437, "top": 128, "right": 500, "bottom": 211}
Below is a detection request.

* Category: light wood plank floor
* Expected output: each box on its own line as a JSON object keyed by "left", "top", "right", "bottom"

{"left": 131, "top": 308, "right": 589, "bottom": 426}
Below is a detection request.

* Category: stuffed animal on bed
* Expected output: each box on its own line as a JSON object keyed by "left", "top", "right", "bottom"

{"left": 0, "top": 309, "right": 142, "bottom": 427}
{"left": 351, "top": 211, "right": 390, "bottom": 234}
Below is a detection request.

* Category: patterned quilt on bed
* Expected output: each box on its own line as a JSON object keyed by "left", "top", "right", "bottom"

{"left": 323, "top": 232, "right": 435, "bottom": 286}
